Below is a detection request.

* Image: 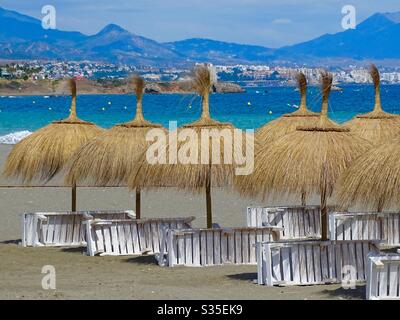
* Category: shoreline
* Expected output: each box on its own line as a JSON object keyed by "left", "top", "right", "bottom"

{"left": 0, "top": 79, "right": 245, "bottom": 96}
{"left": 2, "top": 82, "right": 399, "bottom": 96}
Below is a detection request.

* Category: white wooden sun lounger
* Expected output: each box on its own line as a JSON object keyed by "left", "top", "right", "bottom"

{"left": 85, "top": 217, "right": 195, "bottom": 256}
{"left": 21, "top": 210, "right": 136, "bottom": 247}
{"left": 329, "top": 212, "right": 400, "bottom": 246}
{"left": 366, "top": 251, "right": 400, "bottom": 300}
{"left": 246, "top": 206, "right": 321, "bottom": 240}
{"left": 156, "top": 226, "right": 283, "bottom": 267}
{"left": 256, "top": 240, "right": 381, "bottom": 287}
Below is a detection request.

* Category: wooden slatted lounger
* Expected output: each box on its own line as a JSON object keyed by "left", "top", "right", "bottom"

{"left": 256, "top": 240, "right": 381, "bottom": 287}
{"left": 156, "top": 226, "right": 283, "bottom": 267}
{"left": 246, "top": 206, "right": 321, "bottom": 240}
{"left": 85, "top": 217, "right": 195, "bottom": 256}
{"left": 21, "top": 210, "right": 136, "bottom": 247}
{"left": 366, "top": 250, "right": 400, "bottom": 300}
{"left": 329, "top": 212, "right": 400, "bottom": 247}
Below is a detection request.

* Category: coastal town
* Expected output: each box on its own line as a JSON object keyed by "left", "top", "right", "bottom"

{"left": 1, "top": 60, "right": 400, "bottom": 86}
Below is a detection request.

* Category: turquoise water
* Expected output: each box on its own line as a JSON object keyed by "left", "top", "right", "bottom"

{"left": 0, "top": 84, "right": 399, "bottom": 142}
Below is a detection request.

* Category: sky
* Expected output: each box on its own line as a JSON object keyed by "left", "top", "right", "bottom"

{"left": 1, "top": 0, "right": 399, "bottom": 47}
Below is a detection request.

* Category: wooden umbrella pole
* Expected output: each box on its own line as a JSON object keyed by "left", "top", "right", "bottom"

{"left": 136, "top": 187, "right": 141, "bottom": 219}
{"left": 301, "top": 192, "right": 306, "bottom": 206}
{"left": 377, "top": 198, "right": 383, "bottom": 213}
{"left": 320, "top": 181, "right": 328, "bottom": 240}
{"left": 206, "top": 182, "right": 212, "bottom": 228}
{"left": 206, "top": 165, "right": 212, "bottom": 228}
{"left": 71, "top": 183, "right": 77, "bottom": 212}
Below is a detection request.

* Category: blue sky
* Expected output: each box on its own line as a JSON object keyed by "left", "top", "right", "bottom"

{"left": 2, "top": 0, "right": 399, "bottom": 47}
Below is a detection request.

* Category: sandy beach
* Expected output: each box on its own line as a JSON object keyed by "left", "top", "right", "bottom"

{"left": 0, "top": 144, "right": 363, "bottom": 300}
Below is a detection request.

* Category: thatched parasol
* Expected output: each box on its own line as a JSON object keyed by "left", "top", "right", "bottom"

{"left": 129, "top": 65, "right": 252, "bottom": 228}
{"left": 337, "top": 137, "right": 400, "bottom": 212}
{"left": 343, "top": 64, "right": 400, "bottom": 145}
{"left": 3, "top": 79, "right": 103, "bottom": 211}
{"left": 66, "top": 76, "right": 163, "bottom": 218}
{"left": 256, "top": 72, "right": 326, "bottom": 145}
{"left": 235, "top": 72, "right": 372, "bottom": 239}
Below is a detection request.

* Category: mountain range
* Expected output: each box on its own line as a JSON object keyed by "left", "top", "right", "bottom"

{"left": 0, "top": 6, "right": 399, "bottom": 66}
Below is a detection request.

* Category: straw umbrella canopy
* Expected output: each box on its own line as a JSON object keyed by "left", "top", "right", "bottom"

{"left": 129, "top": 65, "right": 251, "bottom": 228}
{"left": 3, "top": 79, "right": 103, "bottom": 211}
{"left": 66, "top": 76, "right": 163, "bottom": 218}
{"left": 343, "top": 65, "right": 400, "bottom": 145}
{"left": 337, "top": 137, "right": 400, "bottom": 212}
{"left": 256, "top": 72, "right": 323, "bottom": 145}
{"left": 256, "top": 72, "right": 338, "bottom": 205}
{"left": 235, "top": 72, "right": 373, "bottom": 239}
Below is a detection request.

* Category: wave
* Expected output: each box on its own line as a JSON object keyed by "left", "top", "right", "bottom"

{"left": 0, "top": 131, "right": 32, "bottom": 144}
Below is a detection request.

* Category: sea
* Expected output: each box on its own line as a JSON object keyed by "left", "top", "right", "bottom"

{"left": 0, "top": 84, "right": 399, "bottom": 144}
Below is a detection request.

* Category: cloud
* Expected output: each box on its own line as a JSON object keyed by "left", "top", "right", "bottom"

{"left": 272, "top": 18, "right": 292, "bottom": 24}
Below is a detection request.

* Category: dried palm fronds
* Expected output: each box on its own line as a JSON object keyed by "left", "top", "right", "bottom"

{"left": 66, "top": 76, "right": 163, "bottom": 217}
{"left": 3, "top": 79, "right": 103, "bottom": 211}
{"left": 337, "top": 136, "right": 400, "bottom": 212}
{"left": 256, "top": 72, "right": 329, "bottom": 145}
{"left": 3, "top": 79, "right": 102, "bottom": 183}
{"left": 129, "top": 65, "right": 253, "bottom": 227}
{"left": 235, "top": 72, "right": 372, "bottom": 239}
{"left": 343, "top": 64, "right": 400, "bottom": 145}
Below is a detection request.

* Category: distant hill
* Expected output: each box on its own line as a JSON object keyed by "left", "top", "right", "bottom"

{"left": 0, "top": 7, "right": 85, "bottom": 60}
{"left": 0, "top": 6, "right": 399, "bottom": 65}
{"left": 164, "top": 38, "right": 274, "bottom": 64}
{"left": 0, "top": 7, "right": 182, "bottom": 65}
{"left": 75, "top": 24, "right": 183, "bottom": 65}
{"left": 276, "top": 13, "right": 400, "bottom": 61}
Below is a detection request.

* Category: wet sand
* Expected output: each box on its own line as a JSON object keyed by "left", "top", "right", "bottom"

{"left": 0, "top": 144, "right": 364, "bottom": 300}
